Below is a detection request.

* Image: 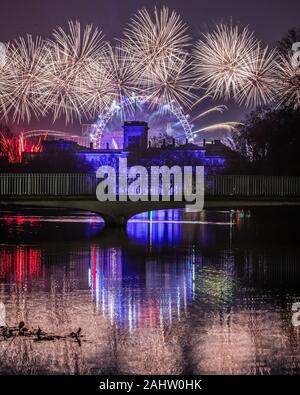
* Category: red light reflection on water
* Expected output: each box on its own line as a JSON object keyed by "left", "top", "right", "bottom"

{"left": 0, "top": 247, "right": 42, "bottom": 283}
{"left": 2, "top": 215, "right": 39, "bottom": 228}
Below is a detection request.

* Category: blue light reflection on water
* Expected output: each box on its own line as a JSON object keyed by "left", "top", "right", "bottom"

{"left": 0, "top": 209, "right": 233, "bottom": 333}
{"left": 1, "top": 208, "right": 300, "bottom": 374}
{"left": 80, "top": 209, "right": 235, "bottom": 332}
{"left": 89, "top": 245, "right": 194, "bottom": 333}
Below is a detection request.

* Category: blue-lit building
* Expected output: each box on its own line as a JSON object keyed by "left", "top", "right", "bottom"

{"left": 75, "top": 121, "right": 233, "bottom": 174}
{"left": 35, "top": 121, "right": 242, "bottom": 174}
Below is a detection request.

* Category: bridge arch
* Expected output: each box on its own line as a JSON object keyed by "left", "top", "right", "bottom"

{"left": 2, "top": 174, "right": 300, "bottom": 226}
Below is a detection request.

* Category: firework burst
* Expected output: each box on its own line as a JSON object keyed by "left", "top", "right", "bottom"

{"left": 0, "top": 43, "right": 9, "bottom": 120}
{"left": 103, "top": 44, "right": 140, "bottom": 103}
{"left": 193, "top": 24, "right": 257, "bottom": 100}
{"left": 0, "top": 131, "right": 42, "bottom": 163}
{"left": 123, "top": 6, "right": 190, "bottom": 75}
{"left": 79, "top": 58, "right": 116, "bottom": 119}
{"left": 83, "top": 44, "right": 144, "bottom": 120}
{"left": 236, "top": 44, "right": 278, "bottom": 107}
{"left": 141, "top": 53, "right": 197, "bottom": 110}
{"left": 45, "top": 20, "right": 106, "bottom": 122}
{"left": 122, "top": 7, "right": 195, "bottom": 112}
{"left": 0, "top": 10, "right": 291, "bottom": 137}
{"left": 274, "top": 52, "right": 300, "bottom": 109}
{"left": 0, "top": 36, "right": 49, "bottom": 123}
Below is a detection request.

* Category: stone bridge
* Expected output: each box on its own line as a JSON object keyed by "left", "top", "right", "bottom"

{"left": 0, "top": 174, "right": 300, "bottom": 226}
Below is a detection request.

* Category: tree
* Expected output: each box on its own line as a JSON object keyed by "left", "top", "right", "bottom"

{"left": 231, "top": 106, "right": 300, "bottom": 175}
{"left": 277, "top": 26, "right": 300, "bottom": 55}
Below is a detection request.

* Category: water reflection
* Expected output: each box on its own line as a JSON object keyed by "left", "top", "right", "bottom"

{"left": 90, "top": 246, "right": 194, "bottom": 331}
{"left": 0, "top": 208, "right": 300, "bottom": 374}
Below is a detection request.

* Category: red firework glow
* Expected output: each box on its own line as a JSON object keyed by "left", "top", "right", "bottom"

{"left": 0, "top": 131, "right": 43, "bottom": 163}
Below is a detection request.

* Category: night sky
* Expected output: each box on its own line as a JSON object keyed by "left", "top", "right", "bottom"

{"left": 0, "top": 0, "right": 299, "bottom": 135}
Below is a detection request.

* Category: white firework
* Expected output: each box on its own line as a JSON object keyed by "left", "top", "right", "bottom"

{"left": 274, "top": 52, "right": 300, "bottom": 109}
{"left": 104, "top": 44, "right": 140, "bottom": 102}
{"left": 0, "top": 42, "right": 6, "bottom": 67}
{"left": 0, "top": 35, "right": 49, "bottom": 123}
{"left": 123, "top": 6, "right": 190, "bottom": 75}
{"left": 0, "top": 42, "right": 10, "bottom": 120}
{"left": 79, "top": 58, "right": 116, "bottom": 119}
{"left": 193, "top": 23, "right": 257, "bottom": 100}
{"left": 141, "top": 53, "right": 197, "bottom": 110}
{"left": 236, "top": 45, "right": 278, "bottom": 107}
{"left": 45, "top": 20, "right": 106, "bottom": 122}
{"left": 0, "top": 12, "right": 282, "bottom": 132}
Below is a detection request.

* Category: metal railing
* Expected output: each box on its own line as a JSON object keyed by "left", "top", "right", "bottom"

{"left": 0, "top": 174, "right": 96, "bottom": 196}
{"left": 0, "top": 174, "right": 299, "bottom": 198}
{"left": 205, "top": 175, "right": 300, "bottom": 197}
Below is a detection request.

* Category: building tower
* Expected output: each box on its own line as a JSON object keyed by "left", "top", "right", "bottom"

{"left": 123, "top": 121, "right": 149, "bottom": 151}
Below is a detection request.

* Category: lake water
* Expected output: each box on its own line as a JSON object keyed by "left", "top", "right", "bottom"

{"left": 0, "top": 207, "right": 300, "bottom": 374}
